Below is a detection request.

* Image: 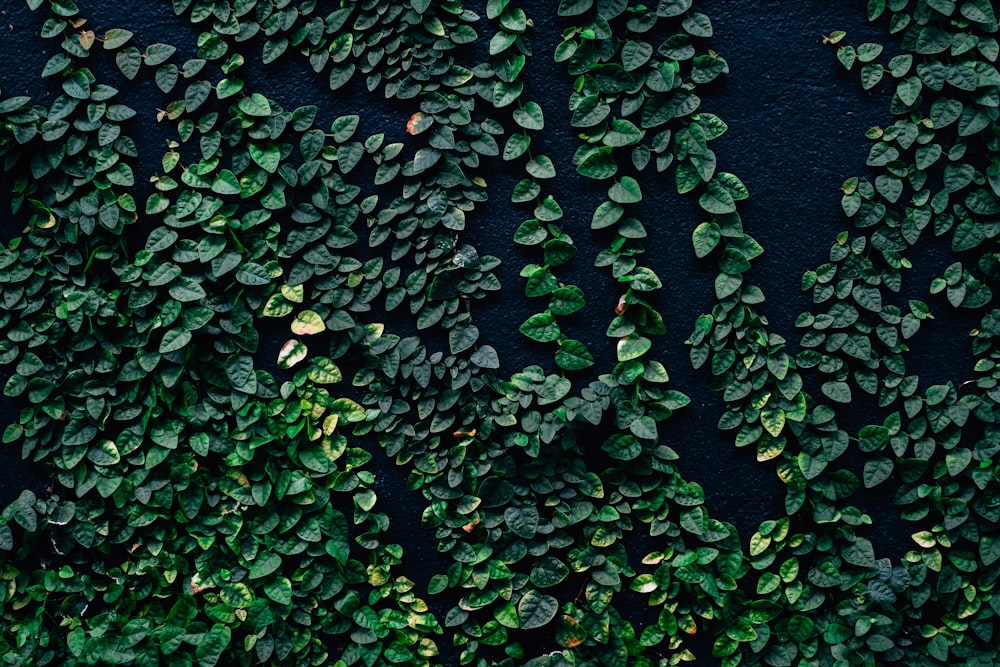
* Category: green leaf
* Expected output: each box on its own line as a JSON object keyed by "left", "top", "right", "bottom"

{"left": 821, "top": 381, "right": 852, "bottom": 403}
{"left": 513, "top": 101, "right": 544, "bottom": 130}
{"left": 103, "top": 28, "right": 133, "bottom": 50}
{"left": 238, "top": 92, "right": 272, "bottom": 117}
{"left": 962, "top": 0, "right": 996, "bottom": 22}
{"left": 504, "top": 505, "right": 539, "bottom": 538}
{"left": 591, "top": 201, "right": 624, "bottom": 229}
{"left": 169, "top": 277, "right": 207, "bottom": 302}
{"left": 980, "top": 534, "right": 1000, "bottom": 566}
{"left": 617, "top": 335, "right": 651, "bottom": 361}
{"left": 87, "top": 439, "right": 121, "bottom": 466}
{"left": 692, "top": 222, "right": 721, "bottom": 258}
{"left": 558, "top": 0, "right": 594, "bottom": 16}
{"left": 412, "top": 147, "right": 441, "bottom": 173}
{"left": 520, "top": 312, "right": 561, "bottom": 342}
{"left": 556, "top": 339, "right": 594, "bottom": 370}
{"left": 550, "top": 286, "right": 585, "bottom": 315}
{"left": 577, "top": 146, "right": 617, "bottom": 179}
{"left": 622, "top": 40, "right": 653, "bottom": 71}
{"left": 518, "top": 590, "right": 558, "bottom": 629}
{"left": 527, "top": 156, "right": 556, "bottom": 179}
{"left": 277, "top": 339, "right": 308, "bottom": 369}
{"left": 194, "top": 624, "right": 231, "bottom": 667}
{"left": 249, "top": 142, "right": 280, "bottom": 173}
{"left": 449, "top": 325, "right": 480, "bottom": 354}
{"left": 609, "top": 176, "right": 642, "bottom": 203}
{"left": 471, "top": 345, "right": 500, "bottom": 368}
{"left": 603, "top": 433, "right": 642, "bottom": 460}
{"left": 864, "top": 457, "right": 893, "bottom": 487}
{"left": 896, "top": 77, "right": 922, "bottom": 106}
{"left": 530, "top": 556, "right": 570, "bottom": 588}
{"left": 211, "top": 170, "right": 240, "bottom": 195}
{"left": 145, "top": 43, "right": 176, "bottom": 66}
{"left": 761, "top": 408, "right": 785, "bottom": 437}
{"left": 160, "top": 329, "right": 192, "bottom": 354}
{"left": 291, "top": 310, "right": 326, "bottom": 335}
{"left": 682, "top": 12, "right": 713, "bottom": 37}
{"left": 700, "top": 181, "right": 737, "bottom": 214}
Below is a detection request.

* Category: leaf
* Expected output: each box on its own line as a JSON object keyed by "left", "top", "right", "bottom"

{"left": 116, "top": 47, "right": 142, "bottom": 79}
{"left": 617, "top": 335, "right": 651, "bottom": 361}
{"left": 211, "top": 170, "right": 240, "bottom": 195}
{"left": 622, "top": 40, "right": 653, "bottom": 71}
{"left": 504, "top": 506, "right": 540, "bottom": 538}
{"left": 449, "top": 325, "right": 480, "bottom": 354}
{"left": 577, "top": 146, "right": 617, "bottom": 179}
{"left": 471, "top": 345, "right": 500, "bottom": 368}
{"left": 555, "top": 339, "right": 594, "bottom": 370}
{"left": 518, "top": 590, "right": 558, "bottom": 629}
{"left": 291, "top": 310, "right": 326, "bottom": 335}
{"left": 550, "top": 286, "right": 585, "bottom": 315}
{"left": 513, "top": 101, "right": 544, "bottom": 130}
{"left": 249, "top": 142, "right": 280, "bottom": 173}
{"left": 682, "top": 12, "right": 713, "bottom": 37}
{"left": 760, "top": 408, "right": 785, "bottom": 437}
{"left": 530, "top": 556, "right": 570, "bottom": 588}
{"left": 194, "top": 624, "right": 231, "bottom": 667}
{"left": 412, "top": 147, "right": 441, "bottom": 173}
{"left": 520, "top": 312, "right": 561, "bottom": 342}
{"left": 145, "top": 43, "right": 176, "bottom": 66}
{"left": 603, "top": 433, "right": 642, "bottom": 460}
{"left": 102, "top": 28, "right": 133, "bottom": 50}
{"left": 692, "top": 222, "right": 721, "bottom": 258}
{"left": 864, "top": 457, "right": 894, "bottom": 487}
{"left": 700, "top": 181, "right": 737, "bottom": 214}
{"left": 87, "top": 439, "right": 121, "bottom": 466}
{"left": 277, "top": 339, "right": 308, "bottom": 369}
{"left": 896, "top": 77, "right": 922, "bottom": 107}
{"left": 160, "top": 329, "right": 192, "bottom": 354}
{"left": 821, "top": 381, "right": 852, "bottom": 403}
{"left": 238, "top": 92, "right": 272, "bottom": 117}
{"left": 608, "top": 177, "right": 642, "bottom": 204}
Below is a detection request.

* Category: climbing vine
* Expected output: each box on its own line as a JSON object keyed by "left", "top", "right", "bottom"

{"left": 1, "top": 0, "right": 999, "bottom": 666}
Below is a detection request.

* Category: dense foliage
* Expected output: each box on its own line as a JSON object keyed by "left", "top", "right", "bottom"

{"left": 1, "top": 0, "right": 1000, "bottom": 665}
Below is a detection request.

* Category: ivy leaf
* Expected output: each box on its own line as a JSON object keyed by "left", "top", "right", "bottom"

{"left": 692, "top": 222, "right": 721, "bottom": 257}
{"left": 520, "top": 312, "right": 561, "bottom": 342}
{"left": 550, "top": 286, "right": 585, "bottom": 315}
{"left": 277, "top": 339, "right": 308, "bottom": 369}
{"left": 609, "top": 176, "right": 642, "bottom": 203}
{"left": 160, "top": 329, "right": 192, "bottom": 354}
{"left": 518, "top": 590, "right": 558, "bottom": 629}
{"left": 513, "top": 101, "right": 544, "bottom": 130}
{"left": 700, "top": 181, "right": 737, "bottom": 214}
{"left": 291, "top": 310, "right": 326, "bottom": 335}
{"left": 238, "top": 92, "right": 272, "bottom": 117}
{"left": 211, "top": 170, "right": 240, "bottom": 195}
{"left": 821, "top": 381, "right": 852, "bottom": 403}
{"left": 603, "top": 433, "right": 642, "bottom": 460}
{"left": 249, "top": 142, "right": 280, "bottom": 173}
{"left": 760, "top": 408, "right": 785, "bottom": 437}
{"left": 555, "top": 339, "right": 594, "bottom": 370}
{"left": 471, "top": 345, "right": 500, "bottom": 368}
{"left": 103, "top": 28, "right": 133, "bottom": 50}
{"left": 193, "top": 624, "right": 231, "bottom": 667}
{"left": 412, "top": 147, "right": 441, "bottom": 173}
{"left": 617, "top": 335, "right": 651, "bottom": 361}
{"left": 449, "top": 325, "right": 480, "bottom": 354}
{"left": 863, "top": 457, "right": 894, "bottom": 488}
